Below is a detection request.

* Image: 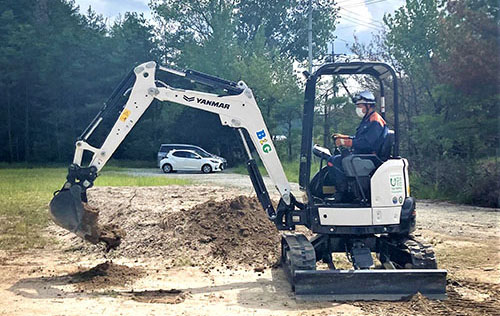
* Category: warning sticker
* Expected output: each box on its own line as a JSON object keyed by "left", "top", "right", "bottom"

{"left": 120, "top": 109, "right": 131, "bottom": 122}
{"left": 390, "top": 174, "right": 404, "bottom": 195}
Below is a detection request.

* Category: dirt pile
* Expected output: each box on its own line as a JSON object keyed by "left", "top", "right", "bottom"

{"left": 69, "top": 190, "right": 281, "bottom": 268}
{"left": 69, "top": 261, "right": 144, "bottom": 291}
{"left": 163, "top": 195, "right": 281, "bottom": 268}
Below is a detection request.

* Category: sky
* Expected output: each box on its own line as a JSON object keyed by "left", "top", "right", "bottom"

{"left": 73, "top": 0, "right": 405, "bottom": 55}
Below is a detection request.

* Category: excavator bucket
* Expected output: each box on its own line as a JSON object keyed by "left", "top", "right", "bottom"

{"left": 49, "top": 185, "right": 101, "bottom": 244}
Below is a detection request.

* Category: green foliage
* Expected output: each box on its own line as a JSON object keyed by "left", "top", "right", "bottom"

{"left": 0, "top": 0, "right": 496, "bottom": 207}
{"left": 379, "top": 0, "right": 499, "bottom": 207}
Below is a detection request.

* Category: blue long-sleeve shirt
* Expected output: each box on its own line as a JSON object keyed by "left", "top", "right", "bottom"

{"left": 352, "top": 111, "right": 388, "bottom": 154}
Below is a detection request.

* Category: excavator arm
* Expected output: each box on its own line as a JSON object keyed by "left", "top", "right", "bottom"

{"left": 49, "top": 61, "right": 297, "bottom": 243}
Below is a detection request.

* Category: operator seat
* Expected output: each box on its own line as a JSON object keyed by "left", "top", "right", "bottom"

{"left": 342, "top": 130, "right": 395, "bottom": 202}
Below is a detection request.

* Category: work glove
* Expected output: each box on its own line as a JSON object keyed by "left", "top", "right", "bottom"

{"left": 335, "top": 137, "right": 353, "bottom": 147}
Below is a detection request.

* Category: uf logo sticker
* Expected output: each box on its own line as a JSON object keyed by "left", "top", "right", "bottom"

{"left": 256, "top": 129, "right": 272, "bottom": 153}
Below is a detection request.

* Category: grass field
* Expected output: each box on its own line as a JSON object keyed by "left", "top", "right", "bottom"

{"left": 0, "top": 167, "right": 190, "bottom": 250}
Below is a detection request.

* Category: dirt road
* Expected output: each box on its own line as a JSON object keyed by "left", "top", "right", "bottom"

{"left": 1, "top": 172, "right": 499, "bottom": 315}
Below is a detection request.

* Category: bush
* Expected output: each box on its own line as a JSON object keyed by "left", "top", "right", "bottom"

{"left": 467, "top": 160, "right": 500, "bottom": 208}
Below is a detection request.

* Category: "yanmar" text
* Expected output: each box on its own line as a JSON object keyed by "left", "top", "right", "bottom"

{"left": 197, "top": 98, "right": 230, "bottom": 109}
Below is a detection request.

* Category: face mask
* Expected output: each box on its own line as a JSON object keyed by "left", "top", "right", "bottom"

{"left": 356, "top": 107, "right": 365, "bottom": 118}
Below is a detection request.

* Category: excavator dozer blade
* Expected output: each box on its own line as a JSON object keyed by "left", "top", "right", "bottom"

{"left": 292, "top": 269, "right": 447, "bottom": 301}
{"left": 49, "top": 186, "right": 101, "bottom": 244}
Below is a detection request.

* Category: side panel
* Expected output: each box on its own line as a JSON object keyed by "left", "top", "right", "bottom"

{"left": 371, "top": 159, "right": 406, "bottom": 208}
{"left": 318, "top": 207, "right": 372, "bottom": 226}
{"left": 372, "top": 207, "right": 401, "bottom": 225}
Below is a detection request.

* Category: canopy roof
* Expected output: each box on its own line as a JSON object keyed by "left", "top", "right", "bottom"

{"left": 314, "top": 61, "right": 396, "bottom": 80}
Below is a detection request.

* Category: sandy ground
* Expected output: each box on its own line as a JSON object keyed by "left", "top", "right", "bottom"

{"left": 1, "top": 171, "right": 499, "bottom": 316}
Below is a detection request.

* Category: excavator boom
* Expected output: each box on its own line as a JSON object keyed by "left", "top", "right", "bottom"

{"left": 49, "top": 61, "right": 293, "bottom": 244}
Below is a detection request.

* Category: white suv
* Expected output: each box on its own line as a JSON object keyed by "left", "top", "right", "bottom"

{"left": 159, "top": 149, "right": 224, "bottom": 173}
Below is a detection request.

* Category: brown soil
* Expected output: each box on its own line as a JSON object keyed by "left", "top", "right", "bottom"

{"left": 2, "top": 184, "right": 499, "bottom": 316}
{"left": 71, "top": 191, "right": 280, "bottom": 268}
{"left": 69, "top": 261, "right": 144, "bottom": 291}
{"left": 124, "top": 289, "right": 189, "bottom": 304}
{"left": 354, "top": 280, "right": 500, "bottom": 316}
{"left": 162, "top": 195, "right": 281, "bottom": 268}
{"left": 81, "top": 204, "right": 123, "bottom": 250}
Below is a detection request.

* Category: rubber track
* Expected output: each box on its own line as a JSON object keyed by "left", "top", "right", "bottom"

{"left": 381, "top": 235, "right": 438, "bottom": 269}
{"left": 282, "top": 234, "right": 316, "bottom": 274}
{"left": 403, "top": 236, "right": 437, "bottom": 269}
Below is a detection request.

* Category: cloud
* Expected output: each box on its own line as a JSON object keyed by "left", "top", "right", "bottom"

{"left": 333, "top": 0, "right": 405, "bottom": 54}
{"left": 336, "top": 0, "right": 376, "bottom": 33}
{"left": 74, "top": 0, "right": 151, "bottom": 19}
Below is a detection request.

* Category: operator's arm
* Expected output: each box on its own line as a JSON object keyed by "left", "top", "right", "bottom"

{"left": 352, "top": 121, "right": 386, "bottom": 153}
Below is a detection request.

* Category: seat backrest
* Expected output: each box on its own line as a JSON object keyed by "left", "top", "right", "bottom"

{"left": 342, "top": 156, "right": 376, "bottom": 177}
{"left": 378, "top": 129, "right": 395, "bottom": 161}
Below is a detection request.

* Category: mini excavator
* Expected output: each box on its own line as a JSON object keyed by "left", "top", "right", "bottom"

{"left": 50, "top": 61, "right": 447, "bottom": 300}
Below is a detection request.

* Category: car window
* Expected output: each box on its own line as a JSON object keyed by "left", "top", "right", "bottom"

{"left": 186, "top": 152, "right": 199, "bottom": 159}
{"left": 172, "top": 151, "right": 187, "bottom": 158}
{"left": 160, "top": 146, "right": 173, "bottom": 153}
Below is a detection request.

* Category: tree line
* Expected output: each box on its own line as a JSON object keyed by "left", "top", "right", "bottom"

{"left": 0, "top": 0, "right": 498, "bottom": 207}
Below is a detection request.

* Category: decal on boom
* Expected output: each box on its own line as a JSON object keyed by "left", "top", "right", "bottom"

{"left": 256, "top": 129, "right": 272, "bottom": 153}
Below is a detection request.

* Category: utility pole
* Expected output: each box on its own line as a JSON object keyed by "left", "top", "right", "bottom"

{"left": 308, "top": 0, "right": 313, "bottom": 73}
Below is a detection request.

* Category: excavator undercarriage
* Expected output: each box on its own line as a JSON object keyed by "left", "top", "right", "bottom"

{"left": 281, "top": 234, "right": 446, "bottom": 300}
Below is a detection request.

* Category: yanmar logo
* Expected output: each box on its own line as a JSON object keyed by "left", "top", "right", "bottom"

{"left": 182, "top": 95, "right": 231, "bottom": 110}
{"left": 183, "top": 95, "right": 194, "bottom": 102}
{"left": 196, "top": 97, "right": 230, "bottom": 109}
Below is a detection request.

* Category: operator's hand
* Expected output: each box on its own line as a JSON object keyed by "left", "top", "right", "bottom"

{"left": 335, "top": 136, "right": 353, "bottom": 147}
{"left": 331, "top": 133, "right": 349, "bottom": 140}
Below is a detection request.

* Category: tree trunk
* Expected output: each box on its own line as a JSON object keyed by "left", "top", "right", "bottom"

{"left": 24, "top": 82, "right": 30, "bottom": 162}
{"left": 35, "top": 0, "right": 49, "bottom": 25}
{"left": 7, "top": 88, "right": 14, "bottom": 162}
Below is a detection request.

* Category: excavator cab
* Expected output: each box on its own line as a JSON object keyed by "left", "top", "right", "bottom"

{"left": 275, "top": 61, "right": 447, "bottom": 300}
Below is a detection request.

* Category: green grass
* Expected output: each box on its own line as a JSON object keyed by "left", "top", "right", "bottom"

{"left": 0, "top": 167, "right": 190, "bottom": 250}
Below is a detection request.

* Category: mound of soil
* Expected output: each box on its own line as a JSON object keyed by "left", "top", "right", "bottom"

{"left": 163, "top": 195, "right": 281, "bottom": 267}
{"left": 69, "top": 261, "right": 144, "bottom": 291}
{"left": 69, "top": 189, "right": 281, "bottom": 268}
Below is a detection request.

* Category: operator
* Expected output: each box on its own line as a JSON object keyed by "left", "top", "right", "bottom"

{"left": 327, "top": 90, "right": 388, "bottom": 201}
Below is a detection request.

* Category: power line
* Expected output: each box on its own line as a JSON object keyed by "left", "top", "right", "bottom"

{"left": 340, "top": 15, "right": 384, "bottom": 31}
{"left": 341, "top": 12, "right": 385, "bottom": 30}
{"left": 340, "top": 7, "right": 385, "bottom": 27}
{"left": 340, "top": 0, "right": 394, "bottom": 9}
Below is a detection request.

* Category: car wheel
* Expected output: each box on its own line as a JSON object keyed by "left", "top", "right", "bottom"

{"left": 162, "top": 163, "right": 173, "bottom": 173}
{"left": 201, "top": 164, "right": 212, "bottom": 174}
{"left": 220, "top": 164, "right": 224, "bottom": 171}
